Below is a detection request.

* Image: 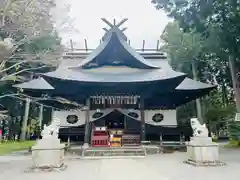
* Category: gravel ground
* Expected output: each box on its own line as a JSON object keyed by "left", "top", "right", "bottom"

{"left": 0, "top": 147, "right": 239, "bottom": 180}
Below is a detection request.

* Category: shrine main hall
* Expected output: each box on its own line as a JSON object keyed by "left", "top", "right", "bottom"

{"left": 14, "top": 19, "right": 215, "bottom": 147}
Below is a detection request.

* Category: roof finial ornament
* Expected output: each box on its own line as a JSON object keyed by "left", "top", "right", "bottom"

{"left": 101, "top": 18, "right": 128, "bottom": 32}
{"left": 101, "top": 18, "right": 128, "bottom": 41}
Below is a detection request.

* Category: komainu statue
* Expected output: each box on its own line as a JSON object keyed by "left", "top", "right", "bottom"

{"left": 41, "top": 124, "right": 52, "bottom": 138}
{"left": 41, "top": 117, "right": 60, "bottom": 139}
{"left": 190, "top": 118, "right": 208, "bottom": 137}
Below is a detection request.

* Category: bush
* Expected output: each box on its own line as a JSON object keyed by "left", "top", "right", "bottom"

{"left": 224, "top": 139, "right": 240, "bottom": 148}
{"left": 0, "top": 141, "right": 36, "bottom": 155}
{"left": 228, "top": 121, "right": 240, "bottom": 141}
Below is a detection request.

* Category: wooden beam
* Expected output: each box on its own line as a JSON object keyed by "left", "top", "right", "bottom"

{"left": 84, "top": 39, "right": 88, "bottom": 52}
{"left": 101, "top": 18, "right": 113, "bottom": 28}
{"left": 116, "top": 18, "right": 128, "bottom": 27}
{"left": 121, "top": 27, "right": 127, "bottom": 32}
{"left": 103, "top": 28, "right": 108, "bottom": 32}
{"left": 142, "top": 40, "right": 145, "bottom": 52}
{"left": 156, "top": 40, "right": 160, "bottom": 51}
{"left": 70, "top": 39, "right": 74, "bottom": 51}
{"left": 84, "top": 98, "right": 91, "bottom": 145}
{"left": 140, "top": 98, "right": 146, "bottom": 142}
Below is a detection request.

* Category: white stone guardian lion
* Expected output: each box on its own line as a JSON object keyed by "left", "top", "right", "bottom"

{"left": 41, "top": 117, "right": 61, "bottom": 139}
{"left": 190, "top": 118, "right": 208, "bottom": 137}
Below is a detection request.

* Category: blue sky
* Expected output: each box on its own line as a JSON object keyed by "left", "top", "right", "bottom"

{"left": 55, "top": 0, "right": 171, "bottom": 49}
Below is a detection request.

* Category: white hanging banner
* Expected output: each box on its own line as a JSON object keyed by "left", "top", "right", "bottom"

{"left": 53, "top": 109, "right": 115, "bottom": 127}
{"left": 52, "top": 110, "right": 85, "bottom": 127}
{"left": 89, "top": 108, "right": 114, "bottom": 122}
{"left": 53, "top": 108, "right": 178, "bottom": 127}
{"left": 144, "top": 109, "right": 177, "bottom": 126}
{"left": 116, "top": 109, "right": 140, "bottom": 120}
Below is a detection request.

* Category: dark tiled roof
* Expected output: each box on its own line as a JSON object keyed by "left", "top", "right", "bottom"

{"left": 70, "top": 27, "right": 159, "bottom": 69}
{"left": 44, "top": 68, "right": 185, "bottom": 83}
{"left": 176, "top": 78, "right": 216, "bottom": 90}
{"left": 13, "top": 77, "right": 54, "bottom": 90}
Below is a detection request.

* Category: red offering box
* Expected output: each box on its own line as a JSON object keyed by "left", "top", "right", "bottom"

{"left": 91, "top": 135, "right": 109, "bottom": 147}
{"left": 91, "top": 126, "right": 109, "bottom": 147}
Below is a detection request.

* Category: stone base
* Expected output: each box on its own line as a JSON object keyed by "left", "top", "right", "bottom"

{"left": 82, "top": 143, "right": 89, "bottom": 149}
{"left": 184, "top": 159, "right": 226, "bottom": 167}
{"left": 25, "top": 164, "right": 67, "bottom": 173}
{"left": 32, "top": 138, "right": 65, "bottom": 168}
{"left": 189, "top": 137, "right": 213, "bottom": 145}
{"left": 185, "top": 137, "right": 226, "bottom": 167}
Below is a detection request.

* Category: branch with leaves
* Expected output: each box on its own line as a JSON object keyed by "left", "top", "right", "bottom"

{"left": 0, "top": 0, "right": 75, "bottom": 85}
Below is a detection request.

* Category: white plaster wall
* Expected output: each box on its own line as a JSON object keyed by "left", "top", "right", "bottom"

{"left": 144, "top": 109, "right": 177, "bottom": 126}
{"left": 53, "top": 109, "right": 177, "bottom": 127}
{"left": 52, "top": 110, "right": 85, "bottom": 127}
{"left": 53, "top": 109, "right": 114, "bottom": 127}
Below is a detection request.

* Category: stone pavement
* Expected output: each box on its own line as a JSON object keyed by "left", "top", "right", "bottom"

{"left": 0, "top": 148, "right": 240, "bottom": 180}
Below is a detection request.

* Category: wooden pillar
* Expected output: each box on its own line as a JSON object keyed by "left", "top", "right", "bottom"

{"left": 70, "top": 39, "right": 74, "bottom": 51}
{"left": 142, "top": 40, "right": 145, "bottom": 52}
{"left": 50, "top": 107, "right": 55, "bottom": 124}
{"left": 38, "top": 104, "right": 43, "bottom": 130}
{"left": 124, "top": 115, "right": 127, "bottom": 131}
{"left": 84, "top": 98, "right": 90, "bottom": 146}
{"left": 20, "top": 98, "right": 30, "bottom": 140}
{"left": 140, "top": 97, "right": 146, "bottom": 142}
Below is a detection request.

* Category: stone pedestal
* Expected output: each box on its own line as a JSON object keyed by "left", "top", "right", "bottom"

{"left": 184, "top": 137, "right": 226, "bottom": 166}
{"left": 31, "top": 137, "right": 65, "bottom": 169}
{"left": 82, "top": 143, "right": 89, "bottom": 149}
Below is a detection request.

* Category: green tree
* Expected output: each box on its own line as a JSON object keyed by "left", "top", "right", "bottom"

{"left": 26, "top": 118, "right": 40, "bottom": 138}
{"left": 0, "top": 0, "right": 71, "bottom": 83}
{"left": 152, "top": 0, "right": 240, "bottom": 112}
{"left": 0, "top": 0, "right": 74, "bottom": 141}
{"left": 160, "top": 20, "right": 236, "bottom": 132}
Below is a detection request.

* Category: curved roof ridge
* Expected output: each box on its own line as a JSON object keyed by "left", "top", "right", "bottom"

{"left": 71, "top": 31, "right": 112, "bottom": 69}
{"left": 69, "top": 26, "right": 159, "bottom": 70}
{"left": 114, "top": 28, "right": 159, "bottom": 68}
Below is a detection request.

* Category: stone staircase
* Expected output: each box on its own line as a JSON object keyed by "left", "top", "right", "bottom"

{"left": 81, "top": 146, "right": 146, "bottom": 159}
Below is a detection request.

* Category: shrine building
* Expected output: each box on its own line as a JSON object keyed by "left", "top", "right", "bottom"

{"left": 14, "top": 19, "right": 216, "bottom": 147}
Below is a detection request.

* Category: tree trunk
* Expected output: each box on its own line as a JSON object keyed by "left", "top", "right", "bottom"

{"left": 221, "top": 82, "right": 228, "bottom": 107}
{"left": 228, "top": 55, "right": 240, "bottom": 112}
{"left": 192, "top": 60, "right": 204, "bottom": 124}
{"left": 20, "top": 98, "right": 30, "bottom": 140}
{"left": 38, "top": 104, "right": 43, "bottom": 129}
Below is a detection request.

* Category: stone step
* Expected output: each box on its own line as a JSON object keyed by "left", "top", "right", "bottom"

{"left": 67, "top": 146, "right": 148, "bottom": 157}
{"left": 82, "top": 147, "right": 146, "bottom": 157}
{"left": 83, "top": 151, "right": 145, "bottom": 156}
{"left": 82, "top": 156, "right": 145, "bottom": 159}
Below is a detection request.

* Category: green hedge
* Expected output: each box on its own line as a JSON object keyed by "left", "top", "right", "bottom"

{"left": 228, "top": 121, "right": 240, "bottom": 140}
{"left": 225, "top": 139, "right": 240, "bottom": 148}
{"left": 226, "top": 121, "right": 240, "bottom": 148}
{"left": 0, "top": 141, "right": 36, "bottom": 155}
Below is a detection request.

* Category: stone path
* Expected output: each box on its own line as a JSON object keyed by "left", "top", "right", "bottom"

{"left": 0, "top": 148, "right": 240, "bottom": 180}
